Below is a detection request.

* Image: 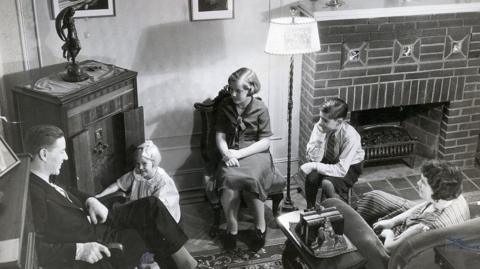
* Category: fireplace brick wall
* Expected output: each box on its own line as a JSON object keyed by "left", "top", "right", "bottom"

{"left": 403, "top": 105, "right": 444, "bottom": 158}
{"left": 300, "top": 13, "right": 480, "bottom": 167}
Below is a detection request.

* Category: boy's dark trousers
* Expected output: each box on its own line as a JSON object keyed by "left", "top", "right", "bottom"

{"left": 305, "top": 161, "right": 362, "bottom": 208}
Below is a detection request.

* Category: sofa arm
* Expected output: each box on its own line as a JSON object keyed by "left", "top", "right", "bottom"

{"left": 388, "top": 217, "right": 480, "bottom": 269}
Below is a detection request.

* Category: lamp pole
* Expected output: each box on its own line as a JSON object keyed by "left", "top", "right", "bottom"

{"left": 280, "top": 54, "right": 297, "bottom": 212}
{"left": 264, "top": 7, "right": 320, "bottom": 212}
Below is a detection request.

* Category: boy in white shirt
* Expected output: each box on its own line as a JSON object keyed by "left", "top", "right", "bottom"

{"left": 300, "top": 97, "right": 365, "bottom": 208}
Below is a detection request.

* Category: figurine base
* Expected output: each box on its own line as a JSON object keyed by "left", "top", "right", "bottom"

{"left": 60, "top": 62, "right": 90, "bottom": 82}
{"left": 325, "top": 0, "right": 344, "bottom": 7}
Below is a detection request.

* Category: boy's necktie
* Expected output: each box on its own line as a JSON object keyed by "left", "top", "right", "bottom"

{"left": 325, "top": 131, "right": 337, "bottom": 163}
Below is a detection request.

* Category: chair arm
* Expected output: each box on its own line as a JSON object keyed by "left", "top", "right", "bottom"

{"left": 388, "top": 217, "right": 480, "bottom": 269}
{"left": 97, "top": 191, "right": 128, "bottom": 209}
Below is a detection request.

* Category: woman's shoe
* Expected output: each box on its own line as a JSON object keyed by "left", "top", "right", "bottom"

{"left": 250, "top": 228, "right": 266, "bottom": 252}
{"left": 223, "top": 231, "right": 237, "bottom": 251}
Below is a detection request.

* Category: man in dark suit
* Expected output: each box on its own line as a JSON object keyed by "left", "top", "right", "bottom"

{"left": 26, "top": 125, "right": 199, "bottom": 269}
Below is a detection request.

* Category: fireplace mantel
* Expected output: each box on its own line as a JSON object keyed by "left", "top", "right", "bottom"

{"left": 298, "top": 0, "right": 480, "bottom": 21}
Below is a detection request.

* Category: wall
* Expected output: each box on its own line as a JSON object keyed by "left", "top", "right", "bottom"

{"left": 1, "top": 0, "right": 302, "bottom": 196}
{"left": 0, "top": 0, "right": 41, "bottom": 141}
{"left": 300, "top": 13, "right": 480, "bottom": 167}
{"left": 0, "top": 0, "right": 23, "bottom": 137}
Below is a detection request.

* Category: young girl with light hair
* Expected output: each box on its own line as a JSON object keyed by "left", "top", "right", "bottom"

{"left": 96, "top": 140, "right": 181, "bottom": 223}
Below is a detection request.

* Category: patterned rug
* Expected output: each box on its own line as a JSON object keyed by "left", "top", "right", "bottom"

{"left": 194, "top": 244, "right": 284, "bottom": 269}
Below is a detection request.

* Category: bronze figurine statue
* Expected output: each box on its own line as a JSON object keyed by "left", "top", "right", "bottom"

{"left": 55, "top": 0, "right": 97, "bottom": 82}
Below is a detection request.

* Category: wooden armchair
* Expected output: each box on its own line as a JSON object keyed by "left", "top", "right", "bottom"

{"left": 194, "top": 89, "right": 286, "bottom": 237}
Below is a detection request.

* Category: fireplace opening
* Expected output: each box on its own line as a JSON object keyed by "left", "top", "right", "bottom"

{"left": 350, "top": 102, "right": 447, "bottom": 167}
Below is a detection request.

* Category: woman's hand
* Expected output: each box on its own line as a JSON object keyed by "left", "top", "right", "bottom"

{"left": 224, "top": 157, "right": 240, "bottom": 167}
{"left": 373, "top": 219, "right": 395, "bottom": 233}
{"left": 380, "top": 229, "right": 394, "bottom": 239}
{"left": 222, "top": 152, "right": 240, "bottom": 167}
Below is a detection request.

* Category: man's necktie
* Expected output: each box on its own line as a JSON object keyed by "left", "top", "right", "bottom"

{"left": 325, "top": 131, "right": 337, "bottom": 164}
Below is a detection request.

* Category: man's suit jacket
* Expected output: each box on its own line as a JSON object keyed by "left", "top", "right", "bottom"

{"left": 29, "top": 173, "right": 106, "bottom": 267}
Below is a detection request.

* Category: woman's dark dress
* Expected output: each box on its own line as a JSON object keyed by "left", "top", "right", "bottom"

{"left": 215, "top": 96, "right": 275, "bottom": 201}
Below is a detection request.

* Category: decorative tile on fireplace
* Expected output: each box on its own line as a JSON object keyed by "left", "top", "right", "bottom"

{"left": 341, "top": 42, "right": 367, "bottom": 69}
{"left": 394, "top": 39, "right": 420, "bottom": 64}
{"left": 444, "top": 34, "right": 470, "bottom": 60}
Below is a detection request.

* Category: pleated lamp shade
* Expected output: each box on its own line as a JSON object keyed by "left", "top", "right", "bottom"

{"left": 265, "top": 16, "right": 320, "bottom": 55}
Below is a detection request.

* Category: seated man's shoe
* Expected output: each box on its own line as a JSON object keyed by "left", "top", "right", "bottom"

{"left": 250, "top": 228, "right": 266, "bottom": 252}
{"left": 223, "top": 231, "right": 237, "bottom": 251}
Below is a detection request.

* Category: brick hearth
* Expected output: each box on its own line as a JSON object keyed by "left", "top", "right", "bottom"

{"left": 300, "top": 12, "right": 480, "bottom": 167}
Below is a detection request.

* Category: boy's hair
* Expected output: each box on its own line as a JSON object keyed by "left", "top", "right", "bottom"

{"left": 135, "top": 140, "right": 161, "bottom": 166}
{"left": 320, "top": 97, "right": 348, "bottom": 120}
{"left": 421, "top": 160, "right": 463, "bottom": 201}
{"left": 228, "top": 67, "right": 261, "bottom": 96}
{"left": 25, "top": 125, "right": 64, "bottom": 157}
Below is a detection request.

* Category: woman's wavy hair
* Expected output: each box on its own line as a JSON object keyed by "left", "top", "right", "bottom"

{"left": 421, "top": 160, "right": 463, "bottom": 201}
{"left": 228, "top": 67, "right": 261, "bottom": 96}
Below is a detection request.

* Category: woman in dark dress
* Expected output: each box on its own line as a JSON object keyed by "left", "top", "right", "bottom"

{"left": 215, "top": 67, "right": 276, "bottom": 251}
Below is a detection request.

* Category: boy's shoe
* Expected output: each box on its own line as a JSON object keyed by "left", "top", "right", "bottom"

{"left": 250, "top": 228, "right": 266, "bottom": 252}
{"left": 223, "top": 231, "right": 237, "bottom": 251}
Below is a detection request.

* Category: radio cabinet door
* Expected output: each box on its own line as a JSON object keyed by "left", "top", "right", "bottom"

{"left": 71, "top": 130, "right": 96, "bottom": 194}
{"left": 71, "top": 107, "right": 144, "bottom": 195}
{"left": 123, "top": 106, "right": 145, "bottom": 171}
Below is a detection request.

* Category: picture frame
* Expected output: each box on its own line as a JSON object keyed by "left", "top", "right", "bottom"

{"left": 190, "top": 0, "right": 234, "bottom": 21}
{"left": 51, "top": 0, "right": 115, "bottom": 19}
{"left": 0, "top": 136, "right": 20, "bottom": 178}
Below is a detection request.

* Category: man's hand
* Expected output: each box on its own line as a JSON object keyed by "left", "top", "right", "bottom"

{"left": 300, "top": 162, "right": 317, "bottom": 175}
{"left": 85, "top": 197, "right": 108, "bottom": 224}
{"left": 75, "top": 242, "right": 111, "bottom": 264}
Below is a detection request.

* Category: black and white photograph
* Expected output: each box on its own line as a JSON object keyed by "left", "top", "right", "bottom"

{"left": 1, "top": 0, "right": 480, "bottom": 268}
{"left": 190, "top": 0, "right": 234, "bottom": 21}
{"left": 52, "top": 0, "right": 115, "bottom": 18}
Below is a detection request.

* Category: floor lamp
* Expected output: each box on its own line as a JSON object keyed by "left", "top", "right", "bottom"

{"left": 265, "top": 8, "right": 320, "bottom": 212}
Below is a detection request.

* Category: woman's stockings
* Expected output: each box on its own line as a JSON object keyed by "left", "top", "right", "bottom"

{"left": 221, "top": 188, "right": 241, "bottom": 234}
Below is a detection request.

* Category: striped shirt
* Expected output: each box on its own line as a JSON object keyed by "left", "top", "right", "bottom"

{"left": 357, "top": 190, "right": 470, "bottom": 235}
{"left": 399, "top": 195, "right": 470, "bottom": 233}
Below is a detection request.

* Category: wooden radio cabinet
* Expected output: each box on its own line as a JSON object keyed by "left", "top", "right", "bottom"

{"left": 12, "top": 60, "right": 144, "bottom": 195}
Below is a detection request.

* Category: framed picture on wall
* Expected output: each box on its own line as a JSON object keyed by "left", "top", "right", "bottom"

{"left": 0, "top": 136, "right": 20, "bottom": 178}
{"left": 190, "top": 0, "right": 234, "bottom": 21}
{"left": 52, "top": 0, "right": 115, "bottom": 19}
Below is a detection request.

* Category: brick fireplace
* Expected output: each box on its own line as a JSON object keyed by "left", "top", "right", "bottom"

{"left": 299, "top": 12, "right": 480, "bottom": 167}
